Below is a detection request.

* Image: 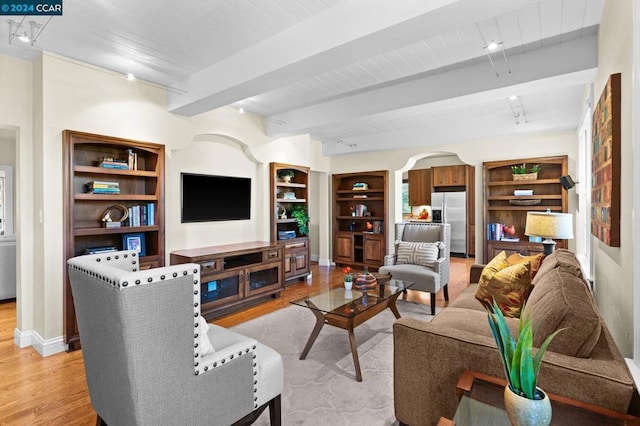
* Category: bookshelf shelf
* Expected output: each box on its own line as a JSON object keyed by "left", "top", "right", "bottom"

{"left": 483, "top": 156, "right": 567, "bottom": 261}
{"left": 64, "top": 130, "right": 165, "bottom": 351}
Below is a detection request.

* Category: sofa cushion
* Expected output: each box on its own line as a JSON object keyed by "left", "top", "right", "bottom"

{"left": 449, "top": 283, "right": 485, "bottom": 311}
{"left": 523, "top": 268, "right": 601, "bottom": 358}
{"left": 532, "top": 249, "right": 587, "bottom": 286}
{"left": 475, "top": 251, "right": 532, "bottom": 318}
{"left": 396, "top": 241, "right": 443, "bottom": 267}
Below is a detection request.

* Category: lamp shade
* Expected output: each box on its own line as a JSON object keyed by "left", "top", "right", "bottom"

{"left": 525, "top": 211, "right": 574, "bottom": 239}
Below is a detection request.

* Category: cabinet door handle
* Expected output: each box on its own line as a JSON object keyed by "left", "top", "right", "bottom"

{"left": 286, "top": 243, "right": 305, "bottom": 249}
{"left": 267, "top": 250, "right": 279, "bottom": 258}
{"left": 202, "top": 261, "right": 216, "bottom": 270}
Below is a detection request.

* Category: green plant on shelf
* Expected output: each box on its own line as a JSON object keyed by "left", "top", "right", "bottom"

{"left": 278, "top": 170, "right": 295, "bottom": 180}
{"left": 291, "top": 205, "right": 309, "bottom": 236}
{"left": 511, "top": 164, "right": 539, "bottom": 175}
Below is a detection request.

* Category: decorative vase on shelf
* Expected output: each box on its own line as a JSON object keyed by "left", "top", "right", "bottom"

{"left": 355, "top": 267, "right": 377, "bottom": 295}
{"left": 504, "top": 385, "right": 552, "bottom": 426}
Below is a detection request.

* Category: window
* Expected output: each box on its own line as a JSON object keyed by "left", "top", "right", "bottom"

{"left": 402, "top": 180, "right": 410, "bottom": 214}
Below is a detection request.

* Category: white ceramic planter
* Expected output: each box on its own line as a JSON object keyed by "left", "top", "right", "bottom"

{"left": 503, "top": 385, "right": 552, "bottom": 426}
{"left": 344, "top": 280, "right": 353, "bottom": 290}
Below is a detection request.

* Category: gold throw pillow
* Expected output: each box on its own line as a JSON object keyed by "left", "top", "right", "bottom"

{"left": 475, "top": 251, "right": 532, "bottom": 318}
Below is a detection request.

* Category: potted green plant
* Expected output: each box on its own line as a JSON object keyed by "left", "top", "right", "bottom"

{"left": 291, "top": 205, "right": 309, "bottom": 236}
{"left": 279, "top": 169, "right": 295, "bottom": 183}
{"left": 511, "top": 164, "right": 539, "bottom": 181}
{"left": 343, "top": 266, "right": 353, "bottom": 290}
{"left": 486, "top": 300, "right": 563, "bottom": 425}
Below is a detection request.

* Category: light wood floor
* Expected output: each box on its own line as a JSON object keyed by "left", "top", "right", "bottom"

{"left": 0, "top": 258, "right": 475, "bottom": 425}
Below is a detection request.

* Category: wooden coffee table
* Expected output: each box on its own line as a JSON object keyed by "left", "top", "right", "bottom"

{"left": 290, "top": 280, "right": 414, "bottom": 382}
{"left": 446, "top": 370, "right": 640, "bottom": 425}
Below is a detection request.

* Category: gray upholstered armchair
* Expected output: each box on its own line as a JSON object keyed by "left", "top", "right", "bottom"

{"left": 379, "top": 222, "right": 451, "bottom": 315}
{"left": 67, "top": 250, "right": 283, "bottom": 426}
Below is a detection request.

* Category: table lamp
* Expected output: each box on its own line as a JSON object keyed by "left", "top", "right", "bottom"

{"left": 525, "top": 211, "right": 574, "bottom": 256}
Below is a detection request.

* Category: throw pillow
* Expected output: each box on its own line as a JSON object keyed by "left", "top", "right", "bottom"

{"left": 507, "top": 253, "right": 544, "bottom": 279}
{"left": 396, "top": 241, "right": 443, "bottom": 267}
{"left": 475, "top": 251, "right": 533, "bottom": 318}
{"left": 198, "top": 315, "right": 215, "bottom": 356}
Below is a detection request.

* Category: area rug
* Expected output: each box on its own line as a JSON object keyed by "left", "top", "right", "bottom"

{"left": 231, "top": 299, "right": 435, "bottom": 425}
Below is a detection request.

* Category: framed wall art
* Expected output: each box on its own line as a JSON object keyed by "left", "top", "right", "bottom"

{"left": 591, "top": 73, "right": 621, "bottom": 247}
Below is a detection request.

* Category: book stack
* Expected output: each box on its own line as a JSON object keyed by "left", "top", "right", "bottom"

{"left": 354, "top": 204, "right": 367, "bottom": 216}
{"left": 87, "top": 181, "right": 120, "bottom": 194}
{"left": 99, "top": 157, "right": 129, "bottom": 169}
{"left": 352, "top": 182, "right": 368, "bottom": 190}
{"left": 487, "top": 223, "right": 504, "bottom": 241}
{"left": 125, "top": 203, "right": 156, "bottom": 227}
{"left": 84, "top": 246, "right": 118, "bottom": 255}
{"left": 514, "top": 189, "right": 534, "bottom": 196}
{"left": 352, "top": 194, "right": 368, "bottom": 199}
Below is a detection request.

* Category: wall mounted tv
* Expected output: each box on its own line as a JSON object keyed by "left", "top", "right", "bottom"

{"left": 181, "top": 173, "right": 251, "bottom": 222}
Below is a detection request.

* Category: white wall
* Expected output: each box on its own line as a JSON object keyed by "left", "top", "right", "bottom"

{"left": 19, "top": 53, "right": 330, "bottom": 351}
{"left": 0, "top": 54, "right": 34, "bottom": 341}
{"left": 589, "top": 0, "right": 634, "bottom": 357}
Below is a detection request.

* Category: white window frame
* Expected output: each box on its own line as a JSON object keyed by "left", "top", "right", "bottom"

{"left": 576, "top": 104, "right": 593, "bottom": 283}
{"left": 629, "top": 0, "right": 640, "bottom": 385}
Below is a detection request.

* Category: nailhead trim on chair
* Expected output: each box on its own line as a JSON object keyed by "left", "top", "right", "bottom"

{"left": 70, "top": 250, "right": 263, "bottom": 402}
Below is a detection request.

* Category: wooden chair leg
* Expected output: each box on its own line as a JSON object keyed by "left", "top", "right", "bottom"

{"left": 269, "top": 394, "right": 282, "bottom": 426}
{"left": 430, "top": 293, "right": 436, "bottom": 315}
{"left": 443, "top": 284, "right": 449, "bottom": 301}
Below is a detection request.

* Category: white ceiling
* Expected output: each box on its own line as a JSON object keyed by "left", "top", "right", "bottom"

{"left": 0, "top": 0, "right": 603, "bottom": 155}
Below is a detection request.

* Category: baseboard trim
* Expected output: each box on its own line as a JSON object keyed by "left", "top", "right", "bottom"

{"left": 14, "top": 328, "right": 32, "bottom": 348}
{"left": 15, "top": 328, "right": 67, "bottom": 356}
{"left": 318, "top": 258, "right": 332, "bottom": 267}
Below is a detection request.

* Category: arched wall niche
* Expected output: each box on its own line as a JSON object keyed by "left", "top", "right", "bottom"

{"left": 167, "top": 133, "right": 267, "bottom": 255}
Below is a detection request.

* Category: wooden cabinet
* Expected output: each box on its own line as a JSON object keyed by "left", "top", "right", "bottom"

{"left": 63, "top": 130, "right": 165, "bottom": 350}
{"left": 332, "top": 171, "right": 387, "bottom": 270}
{"left": 269, "top": 163, "right": 310, "bottom": 283}
{"left": 432, "top": 165, "right": 467, "bottom": 187}
{"left": 483, "top": 156, "right": 568, "bottom": 262}
{"left": 170, "top": 242, "right": 284, "bottom": 320}
{"left": 408, "top": 168, "right": 431, "bottom": 206}
{"left": 431, "top": 164, "right": 476, "bottom": 257}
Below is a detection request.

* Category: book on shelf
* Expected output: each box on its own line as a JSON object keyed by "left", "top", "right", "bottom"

{"left": 84, "top": 246, "right": 118, "bottom": 254}
{"left": 500, "top": 237, "right": 520, "bottom": 242}
{"left": 99, "top": 159, "right": 129, "bottom": 169}
{"left": 352, "top": 194, "right": 368, "bottom": 199}
{"left": 87, "top": 180, "right": 120, "bottom": 194}
{"left": 487, "top": 223, "right": 504, "bottom": 241}
{"left": 352, "top": 182, "right": 368, "bottom": 190}
{"left": 123, "top": 203, "right": 155, "bottom": 227}
{"left": 127, "top": 149, "right": 138, "bottom": 170}
{"left": 514, "top": 189, "right": 534, "bottom": 196}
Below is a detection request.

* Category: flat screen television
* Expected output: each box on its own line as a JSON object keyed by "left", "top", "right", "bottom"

{"left": 181, "top": 173, "right": 251, "bottom": 222}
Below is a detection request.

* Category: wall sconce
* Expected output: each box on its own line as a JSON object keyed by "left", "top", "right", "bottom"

{"left": 559, "top": 175, "right": 578, "bottom": 190}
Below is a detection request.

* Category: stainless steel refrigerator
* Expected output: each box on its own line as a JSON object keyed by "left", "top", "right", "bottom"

{"left": 431, "top": 191, "right": 467, "bottom": 255}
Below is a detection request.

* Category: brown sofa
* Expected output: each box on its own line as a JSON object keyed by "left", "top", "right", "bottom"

{"left": 393, "top": 249, "right": 637, "bottom": 426}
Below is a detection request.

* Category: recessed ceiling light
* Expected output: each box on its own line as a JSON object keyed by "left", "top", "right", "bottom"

{"left": 126, "top": 73, "right": 135, "bottom": 81}
{"left": 238, "top": 107, "right": 245, "bottom": 114}
{"left": 487, "top": 41, "right": 499, "bottom": 51}
{"left": 18, "top": 32, "right": 30, "bottom": 43}
{"left": 509, "top": 95, "right": 518, "bottom": 101}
